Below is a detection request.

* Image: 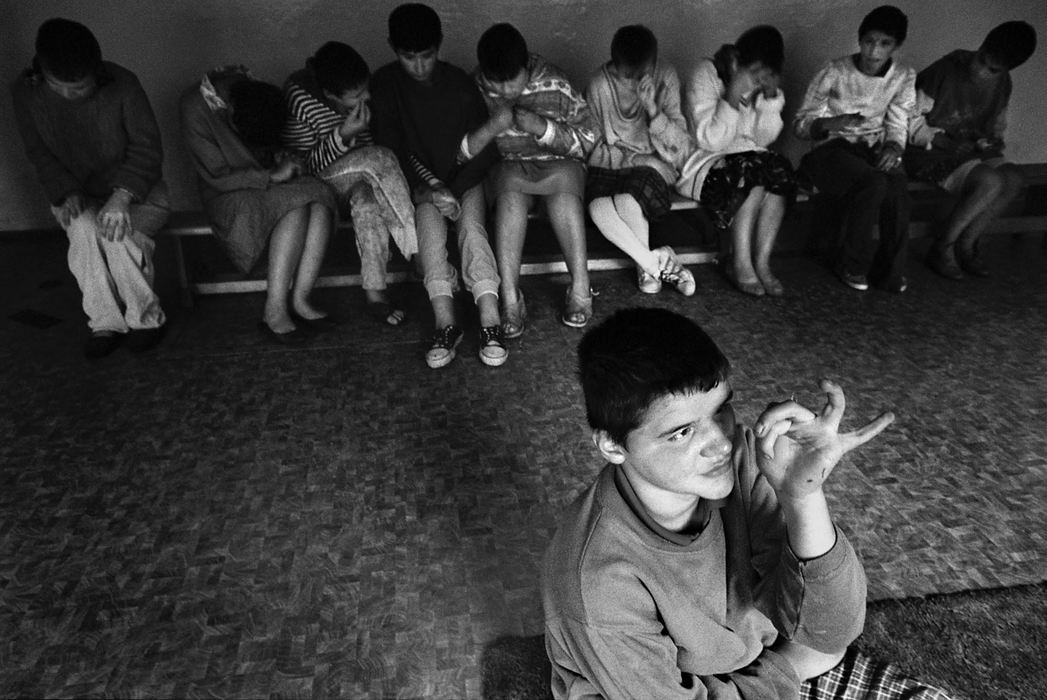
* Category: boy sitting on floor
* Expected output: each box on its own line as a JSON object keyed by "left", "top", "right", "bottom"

{"left": 475, "top": 23, "right": 597, "bottom": 336}
{"left": 542, "top": 307, "right": 954, "bottom": 699}
{"left": 907, "top": 21, "right": 1037, "bottom": 280}
{"left": 11, "top": 18, "right": 169, "bottom": 359}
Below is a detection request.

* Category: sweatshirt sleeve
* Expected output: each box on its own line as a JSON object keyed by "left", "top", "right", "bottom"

{"left": 649, "top": 65, "right": 695, "bottom": 169}
{"left": 792, "top": 63, "right": 835, "bottom": 141}
{"left": 180, "top": 92, "right": 270, "bottom": 192}
{"left": 546, "top": 617, "right": 800, "bottom": 700}
{"left": 10, "top": 81, "right": 82, "bottom": 205}
{"left": 883, "top": 67, "right": 916, "bottom": 149}
{"left": 740, "top": 430, "right": 867, "bottom": 654}
{"left": 684, "top": 60, "right": 741, "bottom": 153}
{"left": 109, "top": 71, "right": 164, "bottom": 201}
{"left": 281, "top": 81, "right": 349, "bottom": 173}
{"left": 535, "top": 77, "right": 597, "bottom": 160}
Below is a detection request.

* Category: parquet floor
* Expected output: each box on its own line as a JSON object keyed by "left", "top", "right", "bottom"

{"left": 1, "top": 231, "right": 1044, "bottom": 697}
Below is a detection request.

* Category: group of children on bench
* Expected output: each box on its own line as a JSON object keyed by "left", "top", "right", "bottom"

{"left": 12, "top": 5, "right": 1036, "bottom": 364}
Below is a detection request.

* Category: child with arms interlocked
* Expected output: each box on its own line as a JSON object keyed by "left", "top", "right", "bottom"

{"left": 475, "top": 23, "right": 598, "bottom": 336}
{"left": 585, "top": 25, "right": 696, "bottom": 298}
{"left": 283, "top": 42, "right": 418, "bottom": 326}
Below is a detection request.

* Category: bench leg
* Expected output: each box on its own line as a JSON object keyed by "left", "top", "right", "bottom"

{"left": 171, "top": 235, "right": 194, "bottom": 308}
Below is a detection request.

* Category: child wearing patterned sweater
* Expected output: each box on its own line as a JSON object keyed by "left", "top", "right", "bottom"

{"left": 475, "top": 23, "right": 597, "bottom": 335}
{"left": 793, "top": 5, "right": 915, "bottom": 294}
{"left": 283, "top": 42, "right": 417, "bottom": 327}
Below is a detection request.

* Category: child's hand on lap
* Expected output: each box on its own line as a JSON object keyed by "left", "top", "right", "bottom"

{"left": 57, "top": 192, "right": 86, "bottom": 228}
{"left": 97, "top": 189, "right": 133, "bottom": 241}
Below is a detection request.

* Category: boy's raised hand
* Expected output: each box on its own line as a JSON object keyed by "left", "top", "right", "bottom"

{"left": 753, "top": 379, "right": 894, "bottom": 499}
{"left": 637, "top": 74, "right": 658, "bottom": 118}
{"left": 513, "top": 107, "right": 547, "bottom": 136}
{"left": 338, "top": 102, "right": 370, "bottom": 140}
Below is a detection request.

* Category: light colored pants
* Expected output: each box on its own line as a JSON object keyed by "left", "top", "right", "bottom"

{"left": 415, "top": 184, "right": 499, "bottom": 301}
{"left": 349, "top": 181, "right": 393, "bottom": 292}
{"left": 55, "top": 208, "right": 166, "bottom": 333}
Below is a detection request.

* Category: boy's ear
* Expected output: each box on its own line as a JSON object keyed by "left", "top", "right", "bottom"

{"left": 592, "top": 430, "right": 627, "bottom": 464}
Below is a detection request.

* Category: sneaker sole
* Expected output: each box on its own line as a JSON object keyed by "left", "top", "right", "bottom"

{"left": 479, "top": 349, "right": 508, "bottom": 367}
{"left": 426, "top": 336, "right": 462, "bottom": 369}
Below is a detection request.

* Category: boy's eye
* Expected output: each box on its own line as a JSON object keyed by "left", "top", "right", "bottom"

{"left": 668, "top": 426, "right": 693, "bottom": 443}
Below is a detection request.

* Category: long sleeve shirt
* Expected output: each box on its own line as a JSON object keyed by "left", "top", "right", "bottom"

{"left": 369, "top": 60, "right": 498, "bottom": 198}
{"left": 281, "top": 68, "right": 374, "bottom": 174}
{"left": 676, "top": 58, "right": 784, "bottom": 199}
{"left": 793, "top": 55, "right": 915, "bottom": 149}
{"left": 586, "top": 61, "right": 693, "bottom": 171}
{"left": 542, "top": 425, "right": 867, "bottom": 700}
{"left": 11, "top": 61, "right": 164, "bottom": 204}
{"left": 477, "top": 54, "right": 596, "bottom": 162}
{"left": 908, "top": 50, "right": 1010, "bottom": 150}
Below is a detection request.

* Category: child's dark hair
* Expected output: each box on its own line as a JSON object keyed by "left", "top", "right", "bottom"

{"left": 388, "top": 3, "right": 442, "bottom": 53}
{"left": 34, "top": 17, "right": 102, "bottom": 81}
{"left": 229, "top": 80, "right": 287, "bottom": 150}
{"left": 610, "top": 25, "right": 658, "bottom": 73}
{"left": 982, "top": 21, "right": 1037, "bottom": 70}
{"left": 578, "top": 308, "right": 731, "bottom": 446}
{"left": 477, "top": 23, "right": 529, "bottom": 82}
{"left": 858, "top": 5, "right": 908, "bottom": 45}
{"left": 310, "top": 42, "right": 370, "bottom": 95}
{"left": 735, "top": 25, "right": 784, "bottom": 74}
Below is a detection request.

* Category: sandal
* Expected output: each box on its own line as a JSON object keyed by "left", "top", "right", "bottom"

{"left": 501, "top": 292, "right": 527, "bottom": 339}
{"left": 562, "top": 287, "right": 594, "bottom": 329}
{"left": 367, "top": 300, "right": 407, "bottom": 326}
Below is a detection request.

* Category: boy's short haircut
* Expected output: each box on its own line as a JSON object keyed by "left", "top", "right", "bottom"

{"left": 229, "top": 80, "right": 286, "bottom": 150}
{"left": 477, "top": 23, "right": 530, "bottom": 82}
{"left": 982, "top": 21, "right": 1037, "bottom": 70}
{"left": 310, "top": 41, "right": 370, "bottom": 94}
{"left": 858, "top": 5, "right": 908, "bottom": 45}
{"left": 34, "top": 17, "right": 102, "bottom": 82}
{"left": 388, "top": 3, "right": 442, "bottom": 53}
{"left": 578, "top": 308, "right": 731, "bottom": 446}
{"left": 610, "top": 25, "right": 658, "bottom": 72}
{"left": 735, "top": 25, "right": 784, "bottom": 74}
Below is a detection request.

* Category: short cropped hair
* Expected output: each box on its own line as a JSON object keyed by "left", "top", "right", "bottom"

{"left": 611, "top": 25, "right": 658, "bottom": 71}
{"left": 858, "top": 5, "right": 908, "bottom": 45}
{"left": 982, "top": 21, "right": 1037, "bottom": 70}
{"left": 309, "top": 42, "right": 370, "bottom": 94}
{"left": 578, "top": 308, "right": 731, "bottom": 447}
{"left": 477, "top": 23, "right": 530, "bottom": 82}
{"left": 735, "top": 25, "right": 784, "bottom": 74}
{"left": 388, "top": 3, "right": 442, "bottom": 53}
{"left": 229, "top": 80, "right": 286, "bottom": 150}
{"left": 34, "top": 18, "right": 102, "bottom": 81}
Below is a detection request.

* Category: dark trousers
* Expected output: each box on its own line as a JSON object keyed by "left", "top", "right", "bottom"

{"left": 800, "top": 139, "right": 911, "bottom": 284}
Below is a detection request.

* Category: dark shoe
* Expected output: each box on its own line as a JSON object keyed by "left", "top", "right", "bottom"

{"left": 84, "top": 331, "right": 121, "bottom": 360}
{"left": 290, "top": 311, "right": 339, "bottom": 333}
{"left": 925, "top": 245, "right": 963, "bottom": 280}
{"left": 478, "top": 325, "right": 508, "bottom": 367}
{"left": 876, "top": 275, "right": 909, "bottom": 293}
{"left": 956, "top": 246, "right": 990, "bottom": 277}
{"left": 425, "top": 324, "right": 463, "bottom": 369}
{"left": 257, "top": 321, "right": 307, "bottom": 345}
{"left": 125, "top": 326, "right": 165, "bottom": 353}
{"left": 836, "top": 267, "right": 869, "bottom": 291}
{"left": 725, "top": 266, "right": 765, "bottom": 296}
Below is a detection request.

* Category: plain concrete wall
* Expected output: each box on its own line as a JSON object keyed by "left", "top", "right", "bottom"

{"left": 1, "top": 0, "right": 1044, "bottom": 230}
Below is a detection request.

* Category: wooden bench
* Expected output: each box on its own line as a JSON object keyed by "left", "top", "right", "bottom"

{"left": 162, "top": 195, "right": 711, "bottom": 306}
{"left": 163, "top": 164, "right": 1047, "bottom": 306}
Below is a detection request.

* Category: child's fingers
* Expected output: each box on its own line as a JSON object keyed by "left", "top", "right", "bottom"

{"left": 755, "top": 401, "right": 816, "bottom": 438}
{"left": 842, "top": 411, "right": 895, "bottom": 453}
{"left": 757, "top": 419, "right": 792, "bottom": 461}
